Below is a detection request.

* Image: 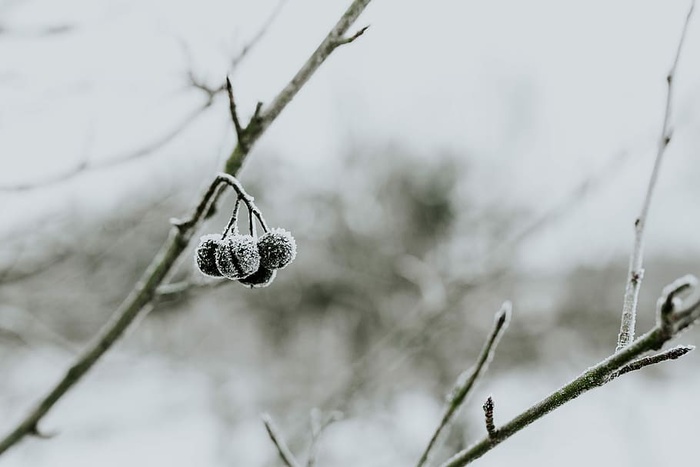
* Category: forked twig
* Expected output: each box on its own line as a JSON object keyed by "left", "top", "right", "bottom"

{"left": 307, "top": 409, "right": 342, "bottom": 467}
{"left": 262, "top": 413, "right": 302, "bottom": 467}
{"left": 616, "top": 0, "right": 695, "bottom": 350}
{"left": 416, "top": 302, "right": 511, "bottom": 467}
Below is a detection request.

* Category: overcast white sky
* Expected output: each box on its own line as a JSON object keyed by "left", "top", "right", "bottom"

{"left": 1, "top": 0, "right": 699, "bottom": 273}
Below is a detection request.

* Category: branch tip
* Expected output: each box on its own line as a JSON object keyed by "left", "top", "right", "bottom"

{"left": 495, "top": 300, "right": 512, "bottom": 327}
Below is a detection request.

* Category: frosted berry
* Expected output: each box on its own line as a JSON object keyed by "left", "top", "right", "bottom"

{"left": 195, "top": 234, "right": 224, "bottom": 277}
{"left": 257, "top": 228, "right": 297, "bottom": 270}
{"left": 239, "top": 266, "right": 276, "bottom": 288}
{"left": 215, "top": 234, "right": 260, "bottom": 280}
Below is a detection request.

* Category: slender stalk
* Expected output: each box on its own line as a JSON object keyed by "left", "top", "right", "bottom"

{"left": 416, "top": 302, "right": 511, "bottom": 467}
{"left": 0, "top": 0, "right": 372, "bottom": 456}
{"left": 262, "top": 413, "right": 302, "bottom": 467}
{"left": 616, "top": 0, "right": 695, "bottom": 350}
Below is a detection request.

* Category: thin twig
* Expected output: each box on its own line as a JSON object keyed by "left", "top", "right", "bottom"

{"left": 482, "top": 396, "right": 496, "bottom": 440}
{"left": 226, "top": 77, "right": 246, "bottom": 145}
{"left": 0, "top": 102, "right": 213, "bottom": 192}
{"left": 0, "top": 0, "right": 372, "bottom": 456}
{"left": 2, "top": 0, "right": 288, "bottom": 192}
{"left": 616, "top": 0, "right": 695, "bottom": 350}
{"left": 262, "top": 413, "right": 302, "bottom": 467}
{"left": 416, "top": 302, "right": 511, "bottom": 467}
{"left": 229, "top": 0, "right": 288, "bottom": 70}
{"left": 607, "top": 345, "right": 694, "bottom": 381}
{"left": 32, "top": 103, "right": 203, "bottom": 179}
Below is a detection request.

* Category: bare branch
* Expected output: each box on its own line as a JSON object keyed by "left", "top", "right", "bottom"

{"left": 307, "top": 409, "right": 342, "bottom": 467}
{"left": 617, "top": 0, "right": 695, "bottom": 350}
{"left": 0, "top": 0, "right": 372, "bottom": 456}
{"left": 229, "top": 0, "right": 288, "bottom": 70}
{"left": 0, "top": 0, "right": 287, "bottom": 193}
{"left": 416, "top": 302, "right": 511, "bottom": 467}
{"left": 482, "top": 396, "right": 496, "bottom": 440}
{"left": 224, "top": 0, "right": 373, "bottom": 175}
{"left": 262, "top": 413, "right": 302, "bottom": 467}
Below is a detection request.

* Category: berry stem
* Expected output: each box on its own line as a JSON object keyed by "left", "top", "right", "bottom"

{"left": 222, "top": 197, "right": 242, "bottom": 238}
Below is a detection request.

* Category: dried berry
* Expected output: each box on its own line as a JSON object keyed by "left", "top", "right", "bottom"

{"left": 215, "top": 234, "right": 260, "bottom": 280}
{"left": 238, "top": 266, "right": 276, "bottom": 288}
{"left": 195, "top": 234, "right": 224, "bottom": 277}
{"left": 257, "top": 228, "right": 297, "bottom": 270}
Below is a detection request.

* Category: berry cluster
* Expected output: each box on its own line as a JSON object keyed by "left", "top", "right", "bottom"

{"left": 195, "top": 196, "right": 296, "bottom": 288}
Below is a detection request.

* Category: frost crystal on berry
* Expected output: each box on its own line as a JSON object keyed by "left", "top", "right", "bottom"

{"left": 257, "top": 228, "right": 297, "bottom": 270}
{"left": 215, "top": 234, "right": 260, "bottom": 280}
{"left": 195, "top": 234, "right": 224, "bottom": 277}
{"left": 239, "top": 266, "right": 277, "bottom": 288}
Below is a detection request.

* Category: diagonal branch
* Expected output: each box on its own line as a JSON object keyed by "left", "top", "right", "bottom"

{"left": 224, "top": 0, "right": 371, "bottom": 175}
{"left": 0, "top": 101, "right": 213, "bottom": 192}
{"left": 416, "top": 302, "right": 511, "bottom": 467}
{"left": 0, "top": 0, "right": 373, "bottom": 456}
{"left": 616, "top": 0, "right": 695, "bottom": 350}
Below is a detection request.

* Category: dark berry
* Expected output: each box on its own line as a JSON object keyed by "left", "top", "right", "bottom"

{"left": 215, "top": 234, "right": 260, "bottom": 280}
{"left": 257, "top": 228, "right": 297, "bottom": 270}
{"left": 238, "top": 266, "right": 276, "bottom": 288}
{"left": 195, "top": 234, "right": 224, "bottom": 277}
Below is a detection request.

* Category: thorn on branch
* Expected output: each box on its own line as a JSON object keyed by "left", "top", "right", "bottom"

{"left": 482, "top": 396, "right": 497, "bottom": 440}
{"left": 335, "top": 25, "right": 370, "bottom": 46}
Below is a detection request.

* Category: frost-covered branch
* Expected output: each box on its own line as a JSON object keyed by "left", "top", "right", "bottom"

{"left": 440, "top": 276, "right": 700, "bottom": 467}
{"left": 0, "top": 0, "right": 372, "bottom": 456}
{"left": 416, "top": 302, "right": 511, "bottom": 467}
{"left": 616, "top": 0, "right": 695, "bottom": 350}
